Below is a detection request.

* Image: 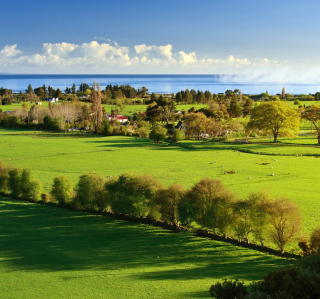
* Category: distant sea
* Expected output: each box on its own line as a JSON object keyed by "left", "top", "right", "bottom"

{"left": 0, "top": 74, "right": 319, "bottom": 95}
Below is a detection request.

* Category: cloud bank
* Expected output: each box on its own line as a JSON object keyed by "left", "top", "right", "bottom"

{"left": 0, "top": 41, "right": 319, "bottom": 83}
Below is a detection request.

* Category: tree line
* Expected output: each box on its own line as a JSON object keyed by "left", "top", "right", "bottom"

{"left": 0, "top": 160, "right": 306, "bottom": 255}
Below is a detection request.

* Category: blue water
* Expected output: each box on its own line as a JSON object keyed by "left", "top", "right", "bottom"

{"left": 0, "top": 74, "right": 319, "bottom": 95}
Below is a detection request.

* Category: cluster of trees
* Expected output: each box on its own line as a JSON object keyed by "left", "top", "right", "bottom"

{"left": 0, "top": 100, "right": 94, "bottom": 131}
{"left": 0, "top": 161, "right": 43, "bottom": 202}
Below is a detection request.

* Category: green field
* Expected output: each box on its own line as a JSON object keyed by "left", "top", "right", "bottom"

{"left": 0, "top": 102, "right": 207, "bottom": 115}
{"left": 1, "top": 128, "right": 320, "bottom": 234}
{"left": 0, "top": 196, "right": 290, "bottom": 299}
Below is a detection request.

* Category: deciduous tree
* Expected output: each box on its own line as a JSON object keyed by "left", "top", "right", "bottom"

{"left": 247, "top": 101, "right": 300, "bottom": 142}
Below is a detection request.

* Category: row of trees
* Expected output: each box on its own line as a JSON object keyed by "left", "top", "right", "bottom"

{"left": 0, "top": 162, "right": 303, "bottom": 254}
{"left": 1, "top": 166, "right": 298, "bottom": 254}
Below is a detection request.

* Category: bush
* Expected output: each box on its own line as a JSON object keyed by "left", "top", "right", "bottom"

{"left": 2, "top": 98, "right": 13, "bottom": 105}
{"left": 41, "top": 192, "right": 52, "bottom": 203}
{"left": 149, "top": 125, "right": 167, "bottom": 143}
{"left": 51, "top": 176, "right": 74, "bottom": 206}
{"left": 310, "top": 226, "right": 320, "bottom": 254}
{"left": 8, "top": 167, "right": 23, "bottom": 198}
{"left": 294, "top": 99, "right": 301, "bottom": 105}
{"left": 171, "top": 129, "right": 184, "bottom": 143}
{"left": 0, "top": 160, "right": 9, "bottom": 194}
{"left": 209, "top": 279, "right": 247, "bottom": 299}
{"left": 20, "top": 168, "right": 42, "bottom": 202}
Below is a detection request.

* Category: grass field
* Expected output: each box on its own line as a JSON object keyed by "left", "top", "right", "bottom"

{"left": 1, "top": 128, "right": 320, "bottom": 234}
{"left": 0, "top": 102, "right": 207, "bottom": 115}
{"left": 0, "top": 196, "right": 291, "bottom": 299}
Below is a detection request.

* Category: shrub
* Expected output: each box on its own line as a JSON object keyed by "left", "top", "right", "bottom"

{"left": 20, "top": 168, "right": 42, "bottom": 202}
{"left": 8, "top": 167, "right": 23, "bottom": 198}
{"left": 41, "top": 192, "right": 52, "bottom": 203}
{"left": 209, "top": 279, "right": 247, "bottom": 299}
{"left": 101, "top": 120, "right": 113, "bottom": 136}
{"left": 294, "top": 99, "right": 301, "bottom": 105}
{"left": 51, "top": 176, "right": 74, "bottom": 206}
{"left": 171, "top": 129, "right": 184, "bottom": 143}
{"left": 2, "top": 98, "right": 13, "bottom": 105}
{"left": 149, "top": 125, "right": 167, "bottom": 143}
{"left": 0, "top": 160, "right": 9, "bottom": 194}
{"left": 310, "top": 226, "right": 320, "bottom": 254}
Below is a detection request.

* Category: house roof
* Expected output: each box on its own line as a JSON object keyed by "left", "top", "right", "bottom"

{"left": 106, "top": 114, "right": 128, "bottom": 120}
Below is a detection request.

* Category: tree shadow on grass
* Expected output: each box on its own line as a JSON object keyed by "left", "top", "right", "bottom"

{"left": 0, "top": 197, "right": 290, "bottom": 283}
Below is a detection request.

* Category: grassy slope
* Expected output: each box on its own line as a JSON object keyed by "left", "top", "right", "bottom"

{"left": 1, "top": 128, "right": 320, "bottom": 233}
{"left": 0, "top": 196, "right": 290, "bottom": 299}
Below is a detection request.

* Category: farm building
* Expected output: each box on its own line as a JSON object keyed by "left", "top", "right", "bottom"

{"left": 106, "top": 114, "right": 128, "bottom": 123}
{"left": 44, "top": 97, "right": 59, "bottom": 102}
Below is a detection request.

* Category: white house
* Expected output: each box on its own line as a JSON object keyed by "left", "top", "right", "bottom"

{"left": 106, "top": 114, "right": 128, "bottom": 123}
{"left": 44, "top": 97, "right": 59, "bottom": 102}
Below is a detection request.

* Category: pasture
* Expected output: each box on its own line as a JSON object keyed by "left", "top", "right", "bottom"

{"left": 1, "top": 128, "right": 320, "bottom": 234}
{"left": 0, "top": 102, "right": 207, "bottom": 115}
{"left": 0, "top": 196, "right": 290, "bottom": 299}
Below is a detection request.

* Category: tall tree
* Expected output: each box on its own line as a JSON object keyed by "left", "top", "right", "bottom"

{"left": 247, "top": 101, "right": 300, "bottom": 142}
{"left": 91, "top": 82, "right": 103, "bottom": 133}
{"left": 26, "top": 84, "right": 33, "bottom": 94}
{"left": 266, "top": 198, "right": 301, "bottom": 254}
{"left": 302, "top": 105, "right": 320, "bottom": 144}
{"left": 72, "top": 83, "right": 76, "bottom": 95}
{"left": 281, "top": 87, "right": 285, "bottom": 99}
{"left": 186, "top": 178, "right": 236, "bottom": 238}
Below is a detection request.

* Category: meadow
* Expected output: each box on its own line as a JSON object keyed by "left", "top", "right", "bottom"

{"left": 0, "top": 102, "right": 207, "bottom": 114}
{"left": 0, "top": 196, "right": 291, "bottom": 299}
{"left": 1, "top": 128, "right": 320, "bottom": 234}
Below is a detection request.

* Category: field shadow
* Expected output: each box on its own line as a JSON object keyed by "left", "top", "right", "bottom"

{"left": 0, "top": 197, "right": 290, "bottom": 283}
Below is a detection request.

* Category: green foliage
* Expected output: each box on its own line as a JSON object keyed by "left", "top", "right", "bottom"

{"left": 156, "top": 184, "right": 185, "bottom": 225}
{"left": 248, "top": 101, "right": 300, "bottom": 142}
{"left": 0, "top": 160, "right": 9, "bottom": 193}
{"left": 51, "top": 176, "right": 74, "bottom": 206}
{"left": 2, "top": 98, "right": 13, "bottom": 105}
{"left": 20, "top": 168, "right": 43, "bottom": 202}
{"left": 74, "top": 173, "right": 106, "bottom": 211}
{"left": 107, "top": 172, "right": 162, "bottom": 217}
{"left": 8, "top": 167, "right": 23, "bottom": 198}
{"left": 149, "top": 125, "right": 167, "bottom": 143}
{"left": 186, "top": 178, "right": 236, "bottom": 237}
{"left": 209, "top": 279, "right": 247, "bottom": 299}
{"left": 171, "top": 129, "right": 184, "bottom": 143}
{"left": 250, "top": 265, "right": 320, "bottom": 299}
{"left": 294, "top": 99, "right": 301, "bottom": 105}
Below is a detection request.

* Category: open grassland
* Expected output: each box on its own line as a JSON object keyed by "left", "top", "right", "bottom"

{"left": 1, "top": 128, "right": 320, "bottom": 234}
{"left": 0, "top": 103, "right": 207, "bottom": 114}
{"left": 0, "top": 196, "right": 290, "bottom": 299}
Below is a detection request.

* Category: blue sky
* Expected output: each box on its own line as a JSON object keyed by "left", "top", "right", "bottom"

{"left": 1, "top": 0, "right": 320, "bottom": 79}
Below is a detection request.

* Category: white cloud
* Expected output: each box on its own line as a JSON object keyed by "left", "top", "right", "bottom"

{"left": 134, "top": 44, "right": 174, "bottom": 60}
{"left": 0, "top": 41, "right": 316, "bottom": 82}
{"left": 0, "top": 44, "right": 22, "bottom": 58}
{"left": 178, "top": 51, "right": 197, "bottom": 65}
